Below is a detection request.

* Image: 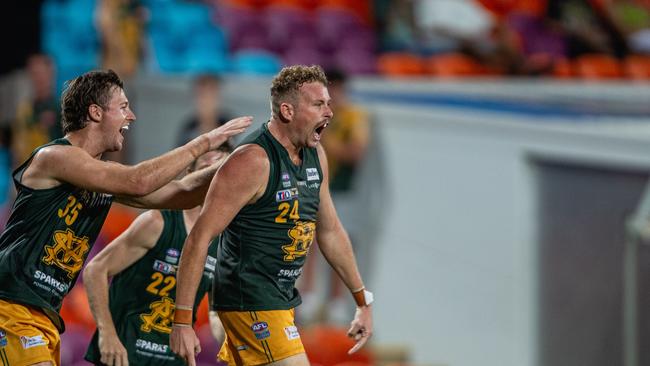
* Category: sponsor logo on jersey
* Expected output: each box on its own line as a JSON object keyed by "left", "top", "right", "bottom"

{"left": 165, "top": 249, "right": 180, "bottom": 264}
{"left": 0, "top": 330, "right": 7, "bottom": 347}
{"left": 251, "top": 321, "right": 270, "bottom": 340}
{"left": 20, "top": 335, "right": 46, "bottom": 349}
{"left": 284, "top": 326, "right": 300, "bottom": 340}
{"left": 308, "top": 182, "right": 320, "bottom": 189}
{"left": 136, "top": 338, "right": 169, "bottom": 353}
{"left": 33, "top": 270, "right": 70, "bottom": 294}
{"left": 297, "top": 180, "right": 307, "bottom": 187}
{"left": 205, "top": 255, "right": 216, "bottom": 272}
{"left": 275, "top": 188, "right": 299, "bottom": 202}
{"left": 153, "top": 259, "right": 176, "bottom": 275}
{"left": 281, "top": 172, "right": 290, "bottom": 181}
{"left": 282, "top": 180, "right": 292, "bottom": 188}
{"left": 306, "top": 168, "right": 319, "bottom": 181}
{"left": 277, "top": 268, "right": 302, "bottom": 278}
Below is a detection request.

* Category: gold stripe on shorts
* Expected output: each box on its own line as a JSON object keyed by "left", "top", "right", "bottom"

{"left": 250, "top": 311, "right": 275, "bottom": 363}
{"left": 1, "top": 348, "right": 9, "bottom": 366}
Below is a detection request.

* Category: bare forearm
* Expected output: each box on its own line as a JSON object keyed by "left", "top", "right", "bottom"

{"left": 84, "top": 267, "right": 118, "bottom": 336}
{"left": 175, "top": 235, "right": 210, "bottom": 307}
{"left": 117, "top": 162, "right": 218, "bottom": 209}
{"left": 318, "top": 229, "right": 364, "bottom": 291}
{"left": 129, "top": 135, "right": 210, "bottom": 196}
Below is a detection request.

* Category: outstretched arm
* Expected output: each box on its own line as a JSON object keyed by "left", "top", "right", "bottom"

{"left": 26, "top": 117, "right": 251, "bottom": 196}
{"left": 315, "top": 145, "right": 372, "bottom": 354}
{"left": 83, "top": 210, "right": 164, "bottom": 366}
{"left": 116, "top": 152, "right": 229, "bottom": 209}
{"left": 170, "top": 145, "right": 269, "bottom": 365}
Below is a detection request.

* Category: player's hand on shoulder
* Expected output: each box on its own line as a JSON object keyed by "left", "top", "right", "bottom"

{"left": 205, "top": 116, "right": 253, "bottom": 150}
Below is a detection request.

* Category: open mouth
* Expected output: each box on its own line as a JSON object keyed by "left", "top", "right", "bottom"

{"left": 119, "top": 125, "right": 130, "bottom": 135}
{"left": 314, "top": 122, "right": 329, "bottom": 138}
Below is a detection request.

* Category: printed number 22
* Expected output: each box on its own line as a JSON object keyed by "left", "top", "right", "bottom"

{"left": 275, "top": 201, "right": 299, "bottom": 223}
{"left": 146, "top": 272, "right": 176, "bottom": 296}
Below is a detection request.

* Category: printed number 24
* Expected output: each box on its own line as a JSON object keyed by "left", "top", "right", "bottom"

{"left": 275, "top": 201, "right": 299, "bottom": 223}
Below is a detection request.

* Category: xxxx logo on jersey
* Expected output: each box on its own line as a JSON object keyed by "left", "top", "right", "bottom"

{"left": 140, "top": 297, "right": 175, "bottom": 334}
{"left": 42, "top": 228, "right": 90, "bottom": 279}
{"left": 282, "top": 221, "right": 315, "bottom": 261}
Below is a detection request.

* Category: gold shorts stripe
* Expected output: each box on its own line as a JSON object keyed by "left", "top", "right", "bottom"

{"left": 1, "top": 349, "right": 10, "bottom": 366}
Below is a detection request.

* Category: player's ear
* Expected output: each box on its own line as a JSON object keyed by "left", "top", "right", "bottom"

{"left": 88, "top": 104, "right": 102, "bottom": 123}
{"left": 279, "top": 102, "right": 294, "bottom": 122}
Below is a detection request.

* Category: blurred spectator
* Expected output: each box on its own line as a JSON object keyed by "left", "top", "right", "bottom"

{"left": 11, "top": 53, "right": 62, "bottom": 167}
{"left": 376, "top": 0, "right": 495, "bottom": 55}
{"left": 300, "top": 69, "right": 371, "bottom": 325}
{"left": 607, "top": 0, "right": 650, "bottom": 54}
{"left": 545, "top": 0, "right": 630, "bottom": 58}
{"left": 97, "top": 0, "right": 145, "bottom": 78}
{"left": 176, "top": 74, "right": 233, "bottom": 148}
{"left": 321, "top": 69, "right": 370, "bottom": 193}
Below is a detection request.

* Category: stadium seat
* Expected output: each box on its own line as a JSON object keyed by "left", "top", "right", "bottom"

{"left": 574, "top": 54, "right": 624, "bottom": 79}
{"left": 334, "top": 49, "right": 377, "bottom": 75}
{"left": 376, "top": 52, "right": 426, "bottom": 76}
{"left": 316, "top": 0, "right": 372, "bottom": 24}
{"left": 301, "top": 325, "right": 374, "bottom": 366}
{"left": 264, "top": 5, "right": 314, "bottom": 52}
{"left": 266, "top": 0, "right": 317, "bottom": 11}
{"left": 222, "top": 0, "right": 269, "bottom": 9}
{"left": 426, "top": 53, "right": 492, "bottom": 77}
{"left": 316, "top": 8, "right": 367, "bottom": 52}
{"left": 283, "top": 47, "right": 332, "bottom": 70}
{"left": 552, "top": 57, "right": 575, "bottom": 78}
{"left": 623, "top": 55, "right": 650, "bottom": 80}
{"left": 232, "top": 50, "right": 282, "bottom": 75}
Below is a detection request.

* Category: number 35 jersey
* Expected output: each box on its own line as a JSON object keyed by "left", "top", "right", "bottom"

{"left": 0, "top": 138, "right": 113, "bottom": 332}
{"left": 85, "top": 210, "right": 217, "bottom": 366}
{"left": 213, "top": 122, "right": 323, "bottom": 311}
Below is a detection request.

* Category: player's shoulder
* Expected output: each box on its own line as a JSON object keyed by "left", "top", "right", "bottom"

{"left": 226, "top": 143, "right": 269, "bottom": 169}
{"left": 32, "top": 143, "right": 84, "bottom": 164}
{"left": 127, "top": 209, "right": 165, "bottom": 244}
{"left": 216, "top": 143, "right": 270, "bottom": 183}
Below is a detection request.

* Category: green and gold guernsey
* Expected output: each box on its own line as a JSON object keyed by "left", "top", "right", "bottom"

{"left": 213, "top": 122, "right": 323, "bottom": 311}
{"left": 85, "top": 210, "right": 218, "bottom": 365}
{"left": 0, "top": 138, "right": 113, "bottom": 332}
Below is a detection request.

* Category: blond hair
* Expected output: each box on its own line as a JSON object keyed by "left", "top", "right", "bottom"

{"left": 270, "top": 65, "right": 328, "bottom": 118}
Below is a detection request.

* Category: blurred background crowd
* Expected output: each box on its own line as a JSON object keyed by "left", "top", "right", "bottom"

{"left": 0, "top": 1, "right": 649, "bottom": 366}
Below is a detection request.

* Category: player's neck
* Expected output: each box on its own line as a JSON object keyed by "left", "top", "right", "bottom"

{"left": 65, "top": 128, "right": 105, "bottom": 159}
{"left": 268, "top": 119, "right": 302, "bottom": 163}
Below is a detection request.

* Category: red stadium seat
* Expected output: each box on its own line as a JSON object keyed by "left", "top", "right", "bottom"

{"left": 574, "top": 54, "right": 624, "bottom": 79}
{"left": 302, "top": 325, "right": 374, "bottom": 366}
{"left": 426, "top": 53, "right": 494, "bottom": 77}
{"left": 623, "top": 55, "right": 650, "bottom": 80}
{"left": 377, "top": 52, "right": 426, "bottom": 77}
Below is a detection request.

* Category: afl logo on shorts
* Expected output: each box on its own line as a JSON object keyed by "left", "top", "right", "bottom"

{"left": 251, "top": 321, "right": 271, "bottom": 340}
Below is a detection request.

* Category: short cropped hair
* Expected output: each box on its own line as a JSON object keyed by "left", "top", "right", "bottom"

{"left": 270, "top": 65, "right": 328, "bottom": 118}
{"left": 61, "top": 69, "right": 124, "bottom": 134}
